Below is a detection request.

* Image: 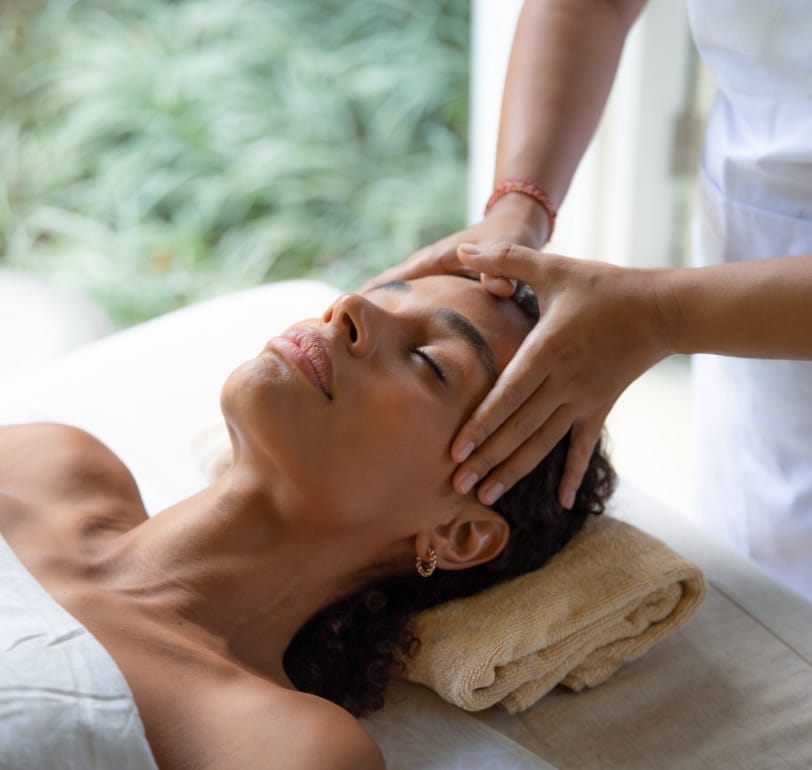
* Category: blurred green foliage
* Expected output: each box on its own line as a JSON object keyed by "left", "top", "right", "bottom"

{"left": 0, "top": 0, "right": 469, "bottom": 326}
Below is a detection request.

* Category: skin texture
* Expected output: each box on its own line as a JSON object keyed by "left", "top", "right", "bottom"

{"left": 451, "top": 243, "right": 668, "bottom": 509}
{"left": 371, "top": 0, "right": 646, "bottom": 285}
{"left": 0, "top": 275, "right": 532, "bottom": 770}
{"left": 365, "top": 0, "right": 647, "bottom": 506}
{"left": 368, "top": 0, "right": 812, "bottom": 508}
{"left": 450, "top": 244, "right": 812, "bottom": 510}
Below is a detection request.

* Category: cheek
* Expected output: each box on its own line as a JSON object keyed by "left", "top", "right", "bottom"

{"left": 225, "top": 359, "right": 464, "bottom": 523}
{"left": 314, "top": 390, "right": 459, "bottom": 510}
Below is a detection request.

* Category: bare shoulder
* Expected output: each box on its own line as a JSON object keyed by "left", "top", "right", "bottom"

{"left": 292, "top": 692, "right": 386, "bottom": 770}
{"left": 188, "top": 682, "right": 386, "bottom": 770}
{"left": 0, "top": 422, "right": 141, "bottom": 502}
{"left": 0, "top": 423, "right": 145, "bottom": 541}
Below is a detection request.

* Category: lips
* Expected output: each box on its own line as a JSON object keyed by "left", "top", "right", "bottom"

{"left": 267, "top": 326, "right": 334, "bottom": 400}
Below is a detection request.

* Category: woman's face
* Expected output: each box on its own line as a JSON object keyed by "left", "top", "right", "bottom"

{"left": 221, "top": 275, "right": 532, "bottom": 548}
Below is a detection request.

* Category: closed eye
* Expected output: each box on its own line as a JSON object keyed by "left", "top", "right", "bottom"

{"left": 410, "top": 346, "right": 447, "bottom": 383}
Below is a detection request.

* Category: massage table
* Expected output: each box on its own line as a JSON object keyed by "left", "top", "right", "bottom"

{"left": 1, "top": 280, "right": 810, "bottom": 769}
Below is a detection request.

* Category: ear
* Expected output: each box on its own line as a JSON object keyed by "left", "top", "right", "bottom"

{"left": 416, "top": 500, "right": 510, "bottom": 571}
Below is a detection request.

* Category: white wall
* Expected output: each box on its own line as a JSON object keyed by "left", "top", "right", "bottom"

{"left": 469, "top": 0, "right": 697, "bottom": 267}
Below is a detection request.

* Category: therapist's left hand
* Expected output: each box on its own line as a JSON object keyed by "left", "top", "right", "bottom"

{"left": 450, "top": 242, "right": 674, "bottom": 509}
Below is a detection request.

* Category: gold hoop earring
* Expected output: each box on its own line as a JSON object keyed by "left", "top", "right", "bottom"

{"left": 416, "top": 547, "right": 438, "bottom": 578}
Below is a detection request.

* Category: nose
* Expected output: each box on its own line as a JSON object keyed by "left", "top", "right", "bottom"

{"left": 322, "top": 293, "right": 375, "bottom": 357}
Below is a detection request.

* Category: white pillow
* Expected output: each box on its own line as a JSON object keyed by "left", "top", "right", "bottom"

{"left": 0, "top": 279, "right": 340, "bottom": 513}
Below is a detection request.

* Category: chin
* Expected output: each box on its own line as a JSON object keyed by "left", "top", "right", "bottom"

{"left": 220, "top": 359, "right": 292, "bottom": 447}
{"left": 219, "top": 357, "right": 328, "bottom": 479}
{"left": 223, "top": 352, "right": 311, "bottom": 413}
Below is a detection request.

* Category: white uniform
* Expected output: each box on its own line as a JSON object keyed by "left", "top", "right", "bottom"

{"left": 687, "top": 0, "right": 812, "bottom": 600}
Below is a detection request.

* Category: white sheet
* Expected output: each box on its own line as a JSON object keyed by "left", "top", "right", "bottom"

{"left": 363, "top": 681, "right": 554, "bottom": 770}
{"left": 0, "top": 280, "right": 554, "bottom": 770}
{"left": 0, "top": 533, "right": 158, "bottom": 770}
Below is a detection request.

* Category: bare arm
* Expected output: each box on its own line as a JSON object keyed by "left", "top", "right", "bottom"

{"left": 493, "top": 0, "right": 646, "bottom": 208}
{"left": 663, "top": 254, "right": 812, "bottom": 359}
{"left": 368, "top": 0, "right": 664, "bottom": 506}
{"left": 366, "top": 0, "right": 647, "bottom": 288}
{"left": 191, "top": 687, "right": 386, "bottom": 770}
{"left": 0, "top": 423, "right": 146, "bottom": 544}
{"left": 450, "top": 246, "right": 812, "bottom": 508}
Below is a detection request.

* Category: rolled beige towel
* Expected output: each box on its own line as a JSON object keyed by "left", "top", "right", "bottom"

{"left": 402, "top": 515, "right": 706, "bottom": 714}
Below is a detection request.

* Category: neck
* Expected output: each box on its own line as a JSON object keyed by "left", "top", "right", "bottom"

{"left": 103, "top": 464, "right": 372, "bottom": 682}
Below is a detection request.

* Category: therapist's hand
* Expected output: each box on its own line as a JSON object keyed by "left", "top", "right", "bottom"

{"left": 360, "top": 195, "right": 550, "bottom": 295}
{"left": 451, "top": 242, "right": 674, "bottom": 509}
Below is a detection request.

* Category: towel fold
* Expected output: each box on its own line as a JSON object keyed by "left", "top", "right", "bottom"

{"left": 402, "top": 515, "right": 706, "bottom": 714}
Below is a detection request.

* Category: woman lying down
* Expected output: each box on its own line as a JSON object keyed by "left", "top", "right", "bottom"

{"left": 0, "top": 275, "right": 614, "bottom": 770}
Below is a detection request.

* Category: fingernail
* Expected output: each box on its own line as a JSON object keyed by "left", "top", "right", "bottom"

{"left": 562, "top": 490, "right": 576, "bottom": 509}
{"left": 458, "top": 471, "right": 479, "bottom": 495}
{"left": 458, "top": 243, "right": 481, "bottom": 256}
{"left": 481, "top": 482, "right": 505, "bottom": 506}
{"left": 455, "top": 441, "right": 475, "bottom": 463}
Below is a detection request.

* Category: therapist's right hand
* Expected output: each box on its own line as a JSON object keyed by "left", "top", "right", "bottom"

{"left": 450, "top": 242, "right": 674, "bottom": 509}
{"left": 360, "top": 195, "right": 550, "bottom": 295}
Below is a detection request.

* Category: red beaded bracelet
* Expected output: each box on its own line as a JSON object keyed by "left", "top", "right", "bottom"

{"left": 484, "top": 178, "right": 557, "bottom": 241}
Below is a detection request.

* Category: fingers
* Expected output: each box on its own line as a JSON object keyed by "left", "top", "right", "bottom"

{"left": 480, "top": 273, "right": 517, "bottom": 297}
{"left": 359, "top": 241, "right": 478, "bottom": 293}
{"left": 357, "top": 252, "right": 436, "bottom": 292}
{"left": 452, "top": 373, "right": 562, "bottom": 494}
{"left": 407, "top": 241, "right": 472, "bottom": 278}
{"left": 454, "top": 406, "right": 575, "bottom": 506}
{"left": 556, "top": 416, "right": 605, "bottom": 509}
{"left": 454, "top": 407, "right": 607, "bottom": 510}
{"left": 458, "top": 242, "right": 547, "bottom": 287}
{"left": 361, "top": 228, "right": 545, "bottom": 294}
{"left": 451, "top": 324, "right": 550, "bottom": 463}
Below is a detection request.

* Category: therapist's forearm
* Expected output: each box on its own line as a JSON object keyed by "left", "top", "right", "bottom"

{"left": 493, "top": 0, "right": 646, "bottom": 208}
{"left": 661, "top": 255, "right": 812, "bottom": 359}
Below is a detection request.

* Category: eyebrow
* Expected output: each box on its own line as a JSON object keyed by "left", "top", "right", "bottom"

{"left": 371, "top": 280, "right": 498, "bottom": 383}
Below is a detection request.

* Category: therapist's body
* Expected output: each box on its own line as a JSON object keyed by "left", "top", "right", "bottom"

{"left": 377, "top": 0, "right": 812, "bottom": 601}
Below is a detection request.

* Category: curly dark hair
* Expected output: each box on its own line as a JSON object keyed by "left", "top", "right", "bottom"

{"left": 283, "top": 282, "right": 616, "bottom": 716}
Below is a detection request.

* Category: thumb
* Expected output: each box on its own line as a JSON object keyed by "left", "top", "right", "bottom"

{"left": 480, "top": 273, "right": 517, "bottom": 297}
{"left": 457, "top": 242, "right": 543, "bottom": 286}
